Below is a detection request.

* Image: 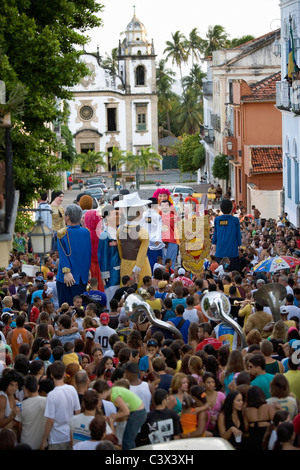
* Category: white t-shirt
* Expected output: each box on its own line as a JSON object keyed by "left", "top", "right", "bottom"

{"left": 94, "top": 325, "right": 116, "bottom": 354}
{"left": 73, "top": 440, "right": 101, "bottom": 450}
{"left": 70, "top": 413, "right": 112, "bottom": 446}
{"left": 44, "top": 384, "right": 81, "bottom": 445}
{"left": 17, "top": 396, "right": 47, "bottom": 449}
{"left": 183, "top": 308, "right": 199, "bottom": 324}
{"left": 286, "top": 305, "right": 300, "bottom": 321}
{"left": 130, "top": 382, "right": 152, "bottom": 413}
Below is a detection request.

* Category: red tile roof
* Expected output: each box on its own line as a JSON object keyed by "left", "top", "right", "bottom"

{"left": 250, "top": 146, "right": 282, "bottom": 173}
{"left": 242, "top": 71, "right": 281, "bottom": 101}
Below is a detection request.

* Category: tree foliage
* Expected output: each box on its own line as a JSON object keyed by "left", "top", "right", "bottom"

{"left": 212, "top": 153, "right": 229, "bottom": 181}
{"left": 0, "top": 0, "right": 104, "bottom": 206}
{"left": 176, "top": 134, "right": 205, "bottom": 173}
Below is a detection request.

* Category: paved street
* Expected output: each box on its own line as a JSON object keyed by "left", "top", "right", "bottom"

{"left": 62, "top": 178, "right": 212, "bottom": 208}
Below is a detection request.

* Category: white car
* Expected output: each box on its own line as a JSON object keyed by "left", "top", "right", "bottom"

{"left": 171, "top": 186, "right": 194, "bottom": 203}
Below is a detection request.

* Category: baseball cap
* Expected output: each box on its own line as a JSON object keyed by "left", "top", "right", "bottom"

{"left": 178, "top": 268, "right": 185, "bottom": 275}
{"left": 100, "top": 312, "right": 110, "bottom": 324}
{"left": 280, "top": 306, "right": 288, "bottom": 315}
{"left": 12, "top": 273, "right": 20, "bottom": 280}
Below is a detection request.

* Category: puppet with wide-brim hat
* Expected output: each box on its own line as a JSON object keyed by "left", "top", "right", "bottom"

{"left": 114, "top": 192, "right": 152, "bottom": 287}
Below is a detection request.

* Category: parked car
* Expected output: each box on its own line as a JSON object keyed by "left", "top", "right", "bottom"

{"left": 171, "top": 185, "right": 194, "bottom": 203}
{"left": 88, "top": 182, "right": 108, "bottom": 194}
{"left": 81, "top": 187, "right": 104, "bottom": 202}
{"left": 85, "top": 176, "right": 105, "bottom": 187}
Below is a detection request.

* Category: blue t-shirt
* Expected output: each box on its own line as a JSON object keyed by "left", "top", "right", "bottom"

{"left": 83, "top": 290, "right": 107, "bottom": 306}
{"left": 168, "top": 316, "right": 190, "bottom": 343}
{"left": 212, "top": 214, "right": 241, "bottom": 258}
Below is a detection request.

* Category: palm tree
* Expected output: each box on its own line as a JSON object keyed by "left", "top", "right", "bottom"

{"left": 156, "top": 59, "right": 177, "bottom": 135}
{"left": 186, "top": 28, "right": 203, "bottom": 65}
{"left": 202, "top": 25, "right": 230, "bottom": 57}
{"left": 229, "top": 35, "right": 255, "bottom": 48}
{"left": 163, "top": 31, "right": 189, "bottom": 83}
{"left": 102, "top": 47, "right": 118, "bottom": 75}
{"left": 174, "top": 89, "right": 203, "bottom": 134}
{"left": 182, "top": 63, "right": 206, "bottom": 96}
{"left": 107, "top": 146, "right": 126, "bottom": 171}
{"left": 138, "top": 146, "right": 162, "bottom": 181}
{"left": 76, "top": 150, "right": 107, "bottom": 176}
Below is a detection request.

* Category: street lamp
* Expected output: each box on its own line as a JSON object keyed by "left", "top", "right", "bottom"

{"left": 29, "top": 215, "right": 53, "bottom": 257}
{"left": 226, "top": 140, "right": 233, "bottom": 152}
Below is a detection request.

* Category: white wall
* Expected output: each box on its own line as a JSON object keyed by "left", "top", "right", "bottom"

{"left": 248, "top": 186, "right": 282, "bottom": 220}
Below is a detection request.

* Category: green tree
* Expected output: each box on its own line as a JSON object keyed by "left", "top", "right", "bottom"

{"left": 108, "top": 147, "right": 127, "bottom": 171}
{"left": 186, "top": 28, "right": 203, "bottom": 65}
{"left": 102, "top": 47, "right": 118, "bottom": 75}
{"left": 182, "top": 63, "right": 206, "bottom": 96}
{"left": 77, "top": 150, "right": 106, "bottom": 176}
{"left": 0, "top": 0, "right": 104, "bottom": 206}
{"left": 138, "top": 147, "right": 162, "bottom": 181}
{"left": 174, "top": 89, "right": 203, "bottom": 135}
{"left": 176, "top": 134, "right": 205, "bottom": 173}
{"left": 61, "top": 124, "right": 76, "bottom": 165}
{"left": 163, "top": 31, "right": 189, "bottom": 83}
{"left": 212, "top": 153, "right": 229, "bottom": 183}
{"left": 201, "top": 25, "right": 230, "bottom": 57}
{"left": 156, "top": 59, "right": 177, "bottom": 135}
{"left": 229, "top": 35, "right": 255, "bottom": 48}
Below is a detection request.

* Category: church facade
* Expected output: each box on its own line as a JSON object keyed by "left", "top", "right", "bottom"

{"left": 66, "top": 12, "right": 158, "bottom": 171}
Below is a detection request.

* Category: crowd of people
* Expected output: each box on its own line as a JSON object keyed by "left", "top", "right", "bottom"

{"left": 1, "top": 184, "right": 300, "bottom": 451}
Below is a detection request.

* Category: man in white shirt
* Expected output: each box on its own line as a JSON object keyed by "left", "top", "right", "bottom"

{"left": 17, "top": 375, "right": 47, "bottom": 450}
{"left": 124, "top": 362, "right": 152, "bottom": 412}
{"left": 40, "top": 360, "right": 81, "bottom": 450}
{"left": 94, "top": 312, "right": 116, "bottom": 355}
{"left": 183, "top": 295, "right": 201, "bottom": 324}
{"left": 279, "top": 275, "right": 294, "bottom": 295}
{"left": 140, "top": 197, "right": 165, "bottom": 273}
{"left": 285, "top": 293, "right": 300, "bottom": 321}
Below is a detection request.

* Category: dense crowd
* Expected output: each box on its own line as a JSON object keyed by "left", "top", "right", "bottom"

{"left": 1, "top": 186, "right": 300, "bottom": 451}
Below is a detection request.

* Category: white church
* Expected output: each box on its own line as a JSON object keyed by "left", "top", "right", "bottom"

{"left": 66, "top": 11, "right": 158, "bottom": 171}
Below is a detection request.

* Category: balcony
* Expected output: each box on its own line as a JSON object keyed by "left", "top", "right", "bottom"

{"left": 276, "top": 80, "right": 291, "bottom": 110}
{"left": 203, "top": 81, "right": 213, "bottom": 97}
{"left": 211, "top": 113, "right": 221, "bottom": 133}
{"left": 291, "top": 80, "right": 300, "bottom": 114}
{"left": 203, "top": 127, "right": 215, "bottom": 144}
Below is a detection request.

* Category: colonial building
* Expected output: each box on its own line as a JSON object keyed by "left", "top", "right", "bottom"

{"left": 202, "top": 31, "right": 281, "bottom": 196}
{"left": 276, "top": 0, "right": 300, "bottom": 227}
{"left": 66, "top": 11, "right": 158, "bottom": 171}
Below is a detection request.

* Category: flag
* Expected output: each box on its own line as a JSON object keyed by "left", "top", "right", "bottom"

{"left": 288, "top": 18, "right": 298, "bottom": 78}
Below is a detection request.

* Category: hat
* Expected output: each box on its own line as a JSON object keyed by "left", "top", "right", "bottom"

{"left": 178, "top": 268, "right": 185, "bottom": 275}
{"left": 114, "top": 192, "right": 152, "bottom": 208}
{"left": 12, "top": 273, "right": 20, "bottom": 280}
{"left": 230, "top": 198, "right": 235, "bottom": 201}
{"left": 85, "top": 329, "right": 95, "bottom": 339}
{"left": 280, "top": 306, "right": 288, "bottom": 315}
{"left": 256, "top": 279, "right": 265, "bottom": 285}
{"left": 35, "top": 276, "right": 44, "bottom": 283}
{"left": 79, "top": 195, "right": 93, "bottom": 210}
{"left": 100, "top": 312, "right": 110, "bottom": 324}
{"left": 158, "top": 280, "right": 168, "bottom": 289}
{"left": 47, "top": 272, "right": 54, "bottom": 279}
{"left": 51, "top": 190, "right": 63, "bottom": 203}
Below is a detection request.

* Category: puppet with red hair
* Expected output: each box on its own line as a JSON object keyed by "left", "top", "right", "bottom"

{"left": 152, "top": 188, "right": 174, "bottom": 207}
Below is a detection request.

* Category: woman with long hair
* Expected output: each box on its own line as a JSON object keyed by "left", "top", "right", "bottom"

{"left": 244, "top": 385, "right": 276, "bottom": 450}
{"left": 267, "top": 373, "right": 298, "bottom": 419}
{"left": 203, "top": 371, "right": 226, "bottom": 435}
{"left": 273, "top": 422, "right": 300, "bottom": 450}
{"left": 220, "top": 349, "right": 245, "bottom": 395}
{"left": 167, "top": 372, "right": 189, "bottom": 416}
{"left": 188, "top": 322, "right": 200, "bottom": 353}
{"left": 217, "top": 390, "right": 246, "bottom": 449}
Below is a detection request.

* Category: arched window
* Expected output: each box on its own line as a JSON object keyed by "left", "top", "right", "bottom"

{"left": 136, "top": 65, "right": 145, "bottom": 86}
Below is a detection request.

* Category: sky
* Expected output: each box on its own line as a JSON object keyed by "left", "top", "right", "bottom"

{"left": 85, "top": 0, "right": 281, "bottom": 74}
